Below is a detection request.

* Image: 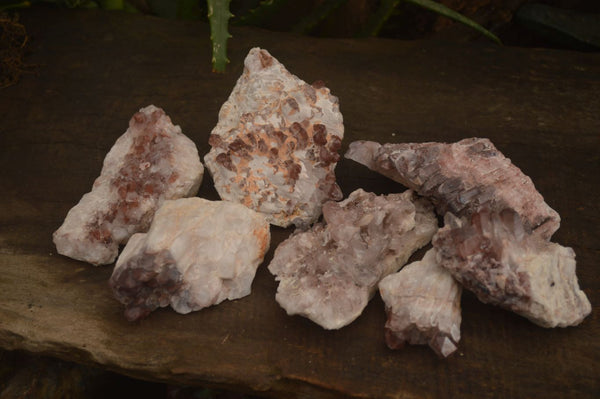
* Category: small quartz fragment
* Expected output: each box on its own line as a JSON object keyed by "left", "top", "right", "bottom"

{"left": 378, "top": 248, "right": 462, "bottom": 358}
{"left": 268, "top": 189, "right": 437, "bottom": 329}
{"left": 345, "top": 138, "right": 560, "bottom": 239}
{"left": 204, "top": 47, "right": 344, "bottom": 228}
{"left": 53, "top": 105, "right": 204, "bottom": 265}
{"left": 109, "top": 197, "right": 270, "bottom": 321}
{"left": 433, "top": 209, "right": 591, "bottom": 328}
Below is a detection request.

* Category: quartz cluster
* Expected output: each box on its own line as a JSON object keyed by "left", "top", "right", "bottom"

{"left": 268, "top": 189, "right": 437, "bottom": 329}
{"left": 53, "top": 105, "right": 203, "bottom": 265}
{"left": 346, "top": 138, "right": 591, "bottom": 346}
{"left": 433, "top": 209, "right": 591, "bottom": 328}
{"left": 109, "top": 198, "right": 270, "bottom": 321}
{"left": 379, "top": 248, "right": 462, "bottom": 357}
{"left": 345, "top": 138, "right": 560, "bottom": 239}
{"left": 204, "top": 48, "right": 344, "bottom": 228}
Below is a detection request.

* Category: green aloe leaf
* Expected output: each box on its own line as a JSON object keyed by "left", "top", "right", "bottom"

{"left": 207, "top": 0, "right": 233, "bottom": 73}
{"left": 404, "top": 0, "right": 501, "bottom": 44}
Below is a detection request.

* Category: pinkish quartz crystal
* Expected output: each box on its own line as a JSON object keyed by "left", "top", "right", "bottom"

{"left": 268, "top": 189, "right": 437, "bottom": 329}
{"left": 379, "top": 248, "right": 462, "bottom": 358}
{"left": 433, "top": 209, "right": 591, "bottom": 328}
{"left": 110, "top": 198, "right": 270, "bottom": 321}
{"left": 345, "top": 138, "right": 560, "bottom": 239}
{"left": 204, "top": 48, "right": 344, "bottom": 228}
{"left": 53, "top": 105, "right": 203, "bottom": 265}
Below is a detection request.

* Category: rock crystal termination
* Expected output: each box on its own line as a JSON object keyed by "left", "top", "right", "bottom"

{"left": 433, "top": 209, "right": 591, "bottom": 328}
{"left": 268, "top": 189, "right": 437, "bottom": 329}
{"left": 109, "top": 198, "right": 270, "bottom": 321}
{"left": 379, "top": 248, "right": 462, "bottom": 358}
{"left": 345, "top": 138, "right": 560, "bottom": 239}
{"left": 205, "top": 47, "right": 345, "bottom": 228}
{"left": 53, "top": 105, "right": 203, "bottom": 265}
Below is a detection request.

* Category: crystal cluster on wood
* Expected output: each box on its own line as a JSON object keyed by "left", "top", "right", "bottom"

{"left": 433, "top": 209, "right": 591, "bottom": 328}
{"left": 345, "top": 138, "right": 560, "bottom": 239}
{"left": 268, "top": 189, "right": 437, "bottom": 329}
{"left": 53, "top": 105, "right": 204, "bottom": 265}
{"left": 204, "top": 48, "right": 344, "bottom": 228}
{"left": 379, "top": 248, "right": 462, "bottom": 358}
{"left": 109, "top": 198, "right": 270, "bottom": 321}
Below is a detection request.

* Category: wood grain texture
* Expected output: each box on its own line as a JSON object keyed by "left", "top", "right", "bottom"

{"left": 0, "top": 7, "right": 599, "bottom": 399}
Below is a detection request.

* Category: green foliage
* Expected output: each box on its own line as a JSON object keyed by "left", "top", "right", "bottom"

{"left": 361, "top": 0, "right": 400, "bottom": 37}
{"left": 207, "top": 0, "right": 232, "bottom": 73}
{"left": 0, "top": 1, "right": 32, "bottom": 12}
{"left": 404, "top": 0, "right": 501, "bottom": 44}
{"left": 4, "top": 0, "right": 502, "bottom": 73}
{"left": 291, "top": 0, "right": 346, "bottom": 34}
{"left": 235, "top": 0, "right": 288, "bottom": 26}
{"left": 0, "top": 0, "right": 139, "bottom": 11}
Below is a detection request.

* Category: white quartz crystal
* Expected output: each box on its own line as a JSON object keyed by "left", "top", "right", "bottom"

{"left": 433, "top": 209, "right": 591, "bottom": 328}
{"left": 53, "top": 105, "right": 204, "bottom": 265}
{"left": 379, "top": 248, "right": 462, "bottom": 358}
{"left": 109, "top": 197, "right": 270, "bottom": 321}
{"left": 268, "top": 189, "right": 437, "bottom": 329}
{"left": 205, "top": 48, "right": 344, "bottom": 227}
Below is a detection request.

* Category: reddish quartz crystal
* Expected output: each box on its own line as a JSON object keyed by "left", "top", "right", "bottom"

{"left": 53, "top": 105, "right": 203, "bottom": 265}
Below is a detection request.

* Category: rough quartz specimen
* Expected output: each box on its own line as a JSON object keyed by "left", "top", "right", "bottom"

{"left": 433, "top": 209, "right": 591, "bottom": 328}
{"left": 345, "top": 138, "right": 560, "bottom": 239}
{"left": 53, "top": 105, "right": 203, "bottom": 265}
{"left": 204, "top": 47, "right": 344, "bottom": 228}
{"left": 378, "top": 248, "right": 462, "bottom": 358}
{"left": 268, "top": 189, "right": 437, "bottom": 329}
{"left": 109, "top": 197, "right": 270, "bottom": 321}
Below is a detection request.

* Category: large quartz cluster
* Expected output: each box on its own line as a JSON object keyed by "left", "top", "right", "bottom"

{"left": 433, "top": 209, "right": 591, "bottom": 328}
{"left": 345, "top": 138, "right": 560, "bottom": 239}
{"left": 379, "top": 248, "right": 462, "bottom": 358}
{"left": 53, "top": 105, "right": 203, "bottom": 265}
{"left": 268, "top": 189, "right": 437, "bottom": 329}
{"left": 109, "top": 198, "right": 270, "bottom": 321}
{"left": 347, "top": 138, "right": 591, "bottom": 334}
{"left": 204, "top": 48, "right": 344, "bottom": 228}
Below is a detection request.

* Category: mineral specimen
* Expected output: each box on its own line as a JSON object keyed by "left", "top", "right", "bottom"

{"left": 109, "top": 197, "right": 270, "bottom": 321}
{"left": 345, "top": 138, "right": 560, "bottom": 239}
{"left": 378, "top": 248, "right": 462, "bottom": 358}
{"left": 433, "top": 209, "right": 591, "bottom": 328}
{"left": 268, "top": 189, "right": 437, "bottom": 329}
{"left": 53, "top": 105, "right": 204, "bottom": 265}
{"left": 204, "top": 47, "right": 344, "bottom": 228}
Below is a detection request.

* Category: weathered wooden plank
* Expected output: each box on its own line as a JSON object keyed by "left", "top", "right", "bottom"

{"left": 0, "top": 7, "right": 598, "bottom": 399}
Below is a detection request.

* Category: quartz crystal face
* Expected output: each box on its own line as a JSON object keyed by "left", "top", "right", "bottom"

{"left": 205, "top": 48, "right": 344, "bottom": 228}
{"left": 268, "top": 189, "right": 437, "bottom": 329}
{"left": 53, "top": 105, "right": 203, "bottom": 265}
{"left": 345, "top": 138, "right": 560, "bottom": 239}
{"left": 379, "top": 248, "right": 462, "bottom": 358}
{"left": 433, "top": 209, "right": 591, "bottom": 328}
{"left": 110, "top": 198, "right": 270, "bottom": 321}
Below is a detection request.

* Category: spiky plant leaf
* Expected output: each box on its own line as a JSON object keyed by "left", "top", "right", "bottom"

{"left": 207, "top": 0, "right": 232, "bottom": 72}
